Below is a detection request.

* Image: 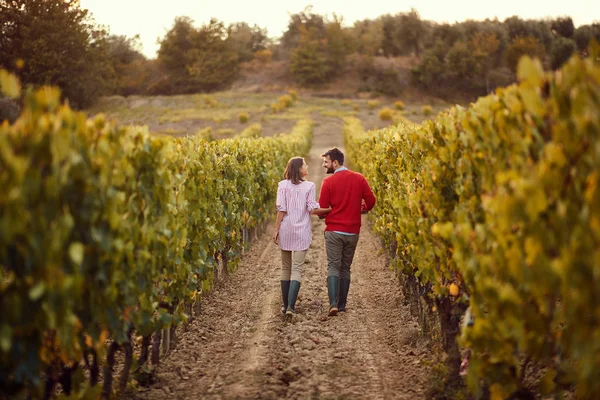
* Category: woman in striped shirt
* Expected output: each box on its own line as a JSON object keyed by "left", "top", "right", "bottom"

{"left": 273, "top": 157, "right": 331, "bottom": 318}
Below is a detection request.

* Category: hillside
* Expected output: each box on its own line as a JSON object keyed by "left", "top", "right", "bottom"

{"left": 231, "top": 55, "right": 456, "bottom": 105}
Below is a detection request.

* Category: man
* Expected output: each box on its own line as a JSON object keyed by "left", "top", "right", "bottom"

{"left": 318, "top": 147, "right": 376, "bottom": 316}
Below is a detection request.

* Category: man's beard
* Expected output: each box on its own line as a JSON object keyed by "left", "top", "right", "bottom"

{"left": 326, "top": 167, "right": 335, "bottom": 174}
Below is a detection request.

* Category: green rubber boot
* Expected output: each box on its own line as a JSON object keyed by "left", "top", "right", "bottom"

{"left": 338, "top": 278, "right": 350, "bottom": 312}
{"left": 327, "top": 276, "right": 339, "bottom": 316}
{"left": 280, "top": 280, "right": 290, "bottom": 315}
{"left": 286, "top": 280, "right": 301, "bottom": 316}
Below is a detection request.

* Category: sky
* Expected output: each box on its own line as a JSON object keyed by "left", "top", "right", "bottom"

{"left": 79, "top": 0, "right": 597, "bottom": 59}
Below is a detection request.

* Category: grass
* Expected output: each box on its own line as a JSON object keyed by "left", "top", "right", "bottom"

{"left": 86, "top": 92, "right": 446, "bottom": 138}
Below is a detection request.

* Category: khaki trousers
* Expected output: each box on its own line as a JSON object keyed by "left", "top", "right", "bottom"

{"left": 281, "top": 249, "right": 307, "bottom": 282}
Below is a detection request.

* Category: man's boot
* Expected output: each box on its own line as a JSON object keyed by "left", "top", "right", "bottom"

{"left": 286, "top": 280, "right": 301, "bottom": 316}
{"left": 280, "top": 280, "right": 290, "bottom": 315}
{"left": 338, "top": 278, "right": 350, "bottom": 312}
{"left": 327, "top": 276, "right": 339, "bottom": 316}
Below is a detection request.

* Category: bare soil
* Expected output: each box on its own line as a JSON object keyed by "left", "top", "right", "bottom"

{"left": 132, "top": 114, "right": 432, "bottom": 399}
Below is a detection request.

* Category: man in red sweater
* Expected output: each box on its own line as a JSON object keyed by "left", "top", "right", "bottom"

{"left": 318, "top": 147, "right": 376, "bottom": 316}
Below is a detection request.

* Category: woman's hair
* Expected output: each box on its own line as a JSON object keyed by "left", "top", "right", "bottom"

{"left": 284, "top": 157, "right": 305, "bottom": 184}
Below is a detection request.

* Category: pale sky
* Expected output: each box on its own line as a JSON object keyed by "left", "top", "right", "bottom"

{"left": 79, "top": 0, "right": 597, "bottom": 59}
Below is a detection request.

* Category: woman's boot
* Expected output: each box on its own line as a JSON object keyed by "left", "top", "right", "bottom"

{"left": 280, "top": 280, "right": 290, "bottom": 315}
{"left": 286, "top": 280, "right": 301, "bottom": 316}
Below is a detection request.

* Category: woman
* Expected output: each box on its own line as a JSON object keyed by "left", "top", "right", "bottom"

{"left": 273, "top": 157, "right": 331, "bottom": 318}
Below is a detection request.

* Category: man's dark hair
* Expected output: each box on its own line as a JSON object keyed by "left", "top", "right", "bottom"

{"left": 321, "top": 147, "right": 344, "bottom": 165}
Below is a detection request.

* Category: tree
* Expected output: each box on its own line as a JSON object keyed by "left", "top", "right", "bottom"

{"left": 411, "top": 41, "right": 446, "bottom": 91}
{"left": 0, "top": 0, "right": 115, "bottom": 108}
{"left": 157, "top": 17, "right": 239, "bottom": 93}
{"left": 106, "top": 35, "right": 151, "bottom": 96}
{"left": 350, "top": 19, "right": 384, "bottom": 56}
{"left": 106, "top": 34, "right": 145, "bottom": 65}
{"left": 574, "top": 24, "right": 600, "bottom": 53}
{"left": 229, "top": 22, "right": 269, "bottom": 63}
{"left": 471, "top": 32, "right": 500, "bottom": 93}
{"left": 380, "top": 15, "right": 400, "bottom": 56}
{"left": 290, "top": 27, "right": 329, "bottom": 86}
{"left": 323, "top": 15, "right": 353, "bottom": 74}
{"left": 188, "top": 20, "right": 239, "bottom": 91}
{"left": 396, "top": 9, "right": 427, "bottom": 57}
{"left": 550, "top": 37, "right": 577, "bottom": 69}
{"left": 426, "top": 23, "right": 465, "bottom": 49}
{"left": 551, "top": 17, "right": 575, "bottom": 38}
{"left": 504, "top": 16, "right": 553, "bottom": 51}
{"left": 280, "top": 6, "right": 326, "bottom": 57}
{"left": 444, "top": 41, "right": 481, "bottom": 91}
{"left": 157, "top": 16, "right": 196, "bottom": 91}
{"left": 504, "top": 36, "right": 545, "bottom": 72}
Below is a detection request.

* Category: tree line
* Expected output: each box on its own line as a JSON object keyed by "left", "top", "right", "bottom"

{"left": 1, "top": 1, "right": 599, "bottom": 111}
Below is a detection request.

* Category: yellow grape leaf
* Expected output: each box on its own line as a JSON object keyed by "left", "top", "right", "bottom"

{"left": 517, "top": 57, "right": 544, "bottom": 87}
{"left": 585, "top": 172, "right": 598, "bottom": 203}
{"left": 520, "top": 87, "right": 545, "bottom": 117}
{"left": 0, "top": 70, "right": 21, "bottom": 98}
{"left": 489, "top": 384, "right": 508, "bottom": 400}
{"left": 99, "top": 329, "right": 109, "bottom": 344}
{"left": 524, "top": 237, "right": 542, "bottom": 266}
{"left": 28, "top": 282, "right": 45, "bottom": 300}
{"left": 526, "top": 186, "right": 547, "bottom": 218}
{"left": 545, "top": 143, "right": 567, "bottom": 168}
{"left": 538, "top": 369, "right": 557, "bottom": 395}
{"left": 68, "top": 242, "right": 85, "bottom": 266}
{"left": 590, "top": 216, "right": 600, "bottom": 236}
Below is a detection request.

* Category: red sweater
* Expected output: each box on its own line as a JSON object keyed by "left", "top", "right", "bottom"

{"left": 318, "top": 169, "right": 376, "bottom": 234}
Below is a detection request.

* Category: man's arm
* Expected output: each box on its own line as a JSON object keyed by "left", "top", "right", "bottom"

{"left": 362, "top": 178, "right": 376, "bottom": 211}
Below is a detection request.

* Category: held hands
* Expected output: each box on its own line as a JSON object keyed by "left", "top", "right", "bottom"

{"left": 311, "top": 206, "right": 332, "bottom": 216}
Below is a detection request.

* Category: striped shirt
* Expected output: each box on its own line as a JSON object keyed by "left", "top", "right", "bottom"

{"left": 276, "top": 179, "right": 320, "bottom": 251}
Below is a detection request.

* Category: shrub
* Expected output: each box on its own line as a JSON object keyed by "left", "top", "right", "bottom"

{"left": 394, "top": 100, "right": 405, "bottom": 110}
{"left": 271, "top": 102, "right": 284, "bottom": 113}
{"left": 422, "top": 105, "right": 433, "bottom": 116}
{"left": 287, "top": 89, "right": 298, "bottom": 101}
{"left": 341, "top": 99, "right": 351, "bottom": 106}
{"left": 378, "top": 108, "right": 394, "bottom": 121}
{"left": 238, "top": 112, "right": 250, "bottom": 123}
{"left": 195, "top": 127, "right": 214, "bottom": 141}
{"left": 278, "top": 94, "right": 294, "bottom": 108}
{"left": 204, "top": 96, "right": 219, "bottom": 108}
{"left": 216, "top": 128, "right": 235, "bottom": 137}
{"left": 237, "top": 123, "right": 261, "bottom": 138}
{"left": 367, "top": 100, "right": 380, "bottom": 110}
{"left": 254, "top": 49, "right": 273, "bottom": 64}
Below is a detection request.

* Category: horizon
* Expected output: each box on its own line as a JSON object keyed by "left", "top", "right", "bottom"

{"left": 79, "top": 0, "right": 598, "bottom": 59}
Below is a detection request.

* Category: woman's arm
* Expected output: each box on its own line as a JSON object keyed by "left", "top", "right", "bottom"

{"left": 273, "top": 211, "right": 286, "bottom": 244}
{"left": 306, "top": 183, "right": 331, "bottom": 216}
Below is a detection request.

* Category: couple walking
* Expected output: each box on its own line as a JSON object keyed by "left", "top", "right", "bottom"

{"left": 272, "top": 147, "right": 376, "bottom": 318}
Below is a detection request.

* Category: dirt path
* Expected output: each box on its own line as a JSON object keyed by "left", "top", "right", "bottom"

{"left": 134, "top": 115, "right": 432, "bottom": 399}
